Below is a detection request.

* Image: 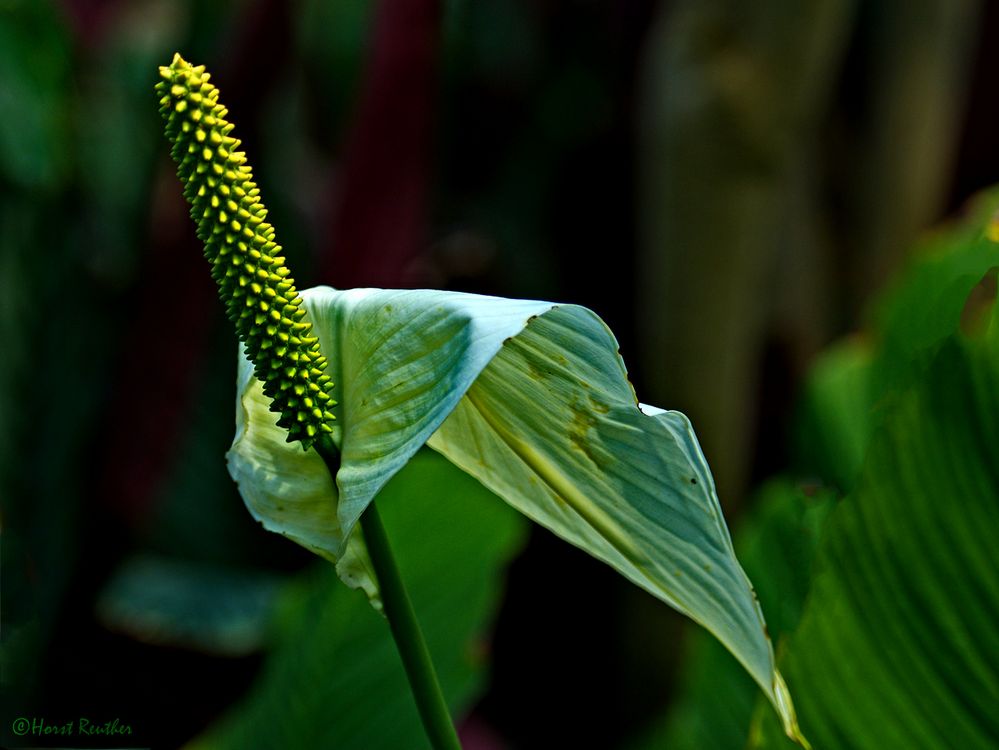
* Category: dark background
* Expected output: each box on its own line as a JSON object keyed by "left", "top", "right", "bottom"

{"left": 2, "top": 0, "right": 997, "bottom": 747}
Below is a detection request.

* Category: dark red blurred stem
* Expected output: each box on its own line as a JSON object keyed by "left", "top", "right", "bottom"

{"left": 58, "top": 0, "right": 121, "bottom": 48}
{"left": 322, "top": 0, "right": 441, "bottom": 288}
{"left": 98, "top": 177, "right": 217, "bottom": 526}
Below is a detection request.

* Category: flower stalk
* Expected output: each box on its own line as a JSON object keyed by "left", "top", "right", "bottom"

{"left": 315, "top": 439, "right": 463, "bottom": 750}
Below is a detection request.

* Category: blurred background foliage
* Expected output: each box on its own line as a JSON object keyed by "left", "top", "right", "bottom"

{"left": 1, "top": 0, "right": 997, "bottom": 747}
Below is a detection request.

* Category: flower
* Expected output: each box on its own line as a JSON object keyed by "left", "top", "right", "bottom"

{"left": 228, "top": 286, "right": 804, "bottom": 743}
{"left": 158, "top": 53, "right": 805, "bottom": 745}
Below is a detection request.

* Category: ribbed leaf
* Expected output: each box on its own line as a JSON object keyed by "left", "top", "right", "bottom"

{"left": 630, "top": 187, "right": 999, "bottom": 750}
{"left": 752, "top": 335, "right": 999, "bottom": 748}
{"left": 228, "top": 286, "right": 803, "bottom": 739}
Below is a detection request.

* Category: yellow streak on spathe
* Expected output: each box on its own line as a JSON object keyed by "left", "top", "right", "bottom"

{"left": 464, "top": 387, "right": 640, "bottom": 560}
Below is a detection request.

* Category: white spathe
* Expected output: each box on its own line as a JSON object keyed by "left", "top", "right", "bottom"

{"left": 227, "top": 286, "right": 804, "bottom": 744}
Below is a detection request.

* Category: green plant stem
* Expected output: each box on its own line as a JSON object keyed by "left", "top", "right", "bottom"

{"left": 314, "top": 436, "right": 462, "bottom": 750}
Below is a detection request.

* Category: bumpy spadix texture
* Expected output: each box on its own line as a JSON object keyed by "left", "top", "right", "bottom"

{"left": 156, "top": 53, "right": 334, "bottom": 448}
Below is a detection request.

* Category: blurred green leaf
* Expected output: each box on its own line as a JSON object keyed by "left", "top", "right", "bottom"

{"left": 644, "top": 189, "right": 999, "bottom": 750}
{"left": 794, "top": 188, "right": 999, "bottom": 493}
{"left": 794, "top": 338, "right": 874, "bottom": 491}
{"left": 96, "top": 556, "right": 283, "bottom": 656}
{"left": 871, "top": 188, "right": 999, "bottom": 394}
{"left": 187, "top": 449, "right": 526, "bottom": 749}
{"left": 0, "top": 0, "right": 71, "bottom": 191}
{"left": 752, "top": 332, "right": 999, "bottom": 749}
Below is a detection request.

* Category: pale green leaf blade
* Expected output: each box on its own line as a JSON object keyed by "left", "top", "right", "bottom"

{"left": 425, "top": 305, "right": 799, "bottom": 736}
{"left": 302, "top": 287, "right": 554, "bottom": 537}
{"left": 229, "top": 286, "right": 801, "bottom": 740}
{"left": 228, "top": 363, "right": 343, "bottom": 563}
{"left": 228, "top": 287, "right": 550, "bottom": 598}
{"left": 227, "top": 359, "right": 380, "bottom": 605}
{"left": 626, "top": 480, "right": 836, "bottom": 750}
{"left": 95, "top": 555, "right": 282, "bottom": 657}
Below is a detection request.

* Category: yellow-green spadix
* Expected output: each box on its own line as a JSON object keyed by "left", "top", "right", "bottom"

{"left": 157, "top": 53, "right": 335, "bottom": 449}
